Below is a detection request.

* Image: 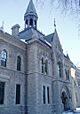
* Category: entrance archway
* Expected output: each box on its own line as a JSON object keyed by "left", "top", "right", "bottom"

{"left": 61, "top": 87, "right": 71, "bottom": 111}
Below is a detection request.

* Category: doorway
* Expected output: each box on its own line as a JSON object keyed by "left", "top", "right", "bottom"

{"left": 61, "top": 91, "right": 70, "bottom": 111}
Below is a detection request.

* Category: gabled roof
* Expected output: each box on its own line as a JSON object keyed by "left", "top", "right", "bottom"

{"left": 25, "top": 0, "right": 38, "bottom": 17}
{"left": 19, "top": 27, "right": 52, "bottom": 47}
{"left": 44, "top": 33, "right": 54, "bottom": 43}
{"left": 19, "top": 27, "right": 44, "bottom": 41}
{"left": 19, "top": 27, "right": 63, "bottom": 50}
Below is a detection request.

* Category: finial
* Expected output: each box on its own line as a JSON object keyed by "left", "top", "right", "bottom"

{"left": 54, "top": 18, "right": 56, "bottom": 28}
{"left": 2, "top": 21, "right": 4, "bottom": 26}
{"left": 66, "top": 50, "right": 70, "bottom": 59}
{"left": 0, "top": 21, "right": 4, "bottom": 32}
{"left": 1, "top": 21, "right": 4, "bottom": 30}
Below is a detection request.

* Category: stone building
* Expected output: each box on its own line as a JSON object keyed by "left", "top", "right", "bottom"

{"left": 0, "top": 0, "right": 80, "bottom": 114}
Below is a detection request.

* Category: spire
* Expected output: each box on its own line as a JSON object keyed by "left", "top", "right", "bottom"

{"left": 25, "top": 0, "right": 38, "bottom": 17}
{"left": 24, "top": 0, "right": 38, "bottom": 29}
{"left": 0, "top": 21, "right": 4, "bottom": 32}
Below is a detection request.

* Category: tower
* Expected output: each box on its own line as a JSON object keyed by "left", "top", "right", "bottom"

{"left": 24, "top": 0, "right": 38, "bottom": 29}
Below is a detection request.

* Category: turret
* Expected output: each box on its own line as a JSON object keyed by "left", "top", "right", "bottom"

{"left": 24, "top": 0, "right": 38, "bottom": 29}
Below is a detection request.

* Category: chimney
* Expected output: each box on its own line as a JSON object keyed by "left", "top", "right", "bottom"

{"left": 11, "top": 24, "right": 20, "bottom": 37}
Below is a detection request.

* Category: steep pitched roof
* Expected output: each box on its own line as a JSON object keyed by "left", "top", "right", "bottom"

{"left": 19, "top": 27, "right": 52, "bottom": 47}
{"left": 19, "top": 27, "right": 44, "bottom": 41}
{"left": 25, "top": 0, "right": 38, "bottom": 17}
{"left": 44, "top": 33, "right": 54, "bottom": 43}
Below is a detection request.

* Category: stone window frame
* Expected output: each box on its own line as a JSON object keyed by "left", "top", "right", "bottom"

{"left": 1, "top": 49, "right": 7, "bottom": 67}
{"left": 42, "top": 85, "right": 50, "bottom": 104}
{"left": 17, "top": 55, "right": 21, "bottom": 71}
{"left": 47, "top": 86, "right": 50, "bottom": 104}
{"left": 65, "top": 69, "right": 70, "bottom": 80}
{"left": 57, "top": 61, "right": 63, "bottom": 78}
{"left": 43, "top": 85, "right": 46, "bottom": 104}
{"left": 0, "top": 81, "right": 5, "bottom": 105}
{"left": 45, "top": 59, "right": 48, "bottom": 75}
{"left": 41, "top": 57, "right": 44, "bottom": 73}
{"left": 41, "top": 56, "right": 48, "bottom": 75}
{"left": 15, "top": 84, "right": 21, "bottom": 104}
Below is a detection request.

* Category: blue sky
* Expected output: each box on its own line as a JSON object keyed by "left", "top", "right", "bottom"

{"left": 0, "top": 0, "right": 79, "bottom": 65}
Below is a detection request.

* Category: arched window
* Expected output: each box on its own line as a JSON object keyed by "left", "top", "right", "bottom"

{"left": 65, "top": 69, "right": 69, "bottom": 80}
{"left": 1, "top": 49, "right": 7, "bottom": 67}
{"left": 30, "top": 19, "right": 33, "bottom": 26}
{"left": 41, "top": 57, "right": 48, "bottom": 75}
{"left": 35, "top": 20, "right": 36, "bottom": 25}
{"left": 45, "top": 59, "right": 48, "bottom": 74}
{"left": 26, "top": 19, "right": 28, "bottom": 25}
{"left": 17, "top": 56, "right": 21, "bottom": 71}
{"left": 67, "top": 70, "right": 70, "bottom": 80}
{"left": 41, "top": 57, "right": 44, "bottom": 73}
{"left": 35, "top": 20, "right": 37, "bottom": 27}
{"left": 57, "top": 62, "right": 62, "bottom": 77}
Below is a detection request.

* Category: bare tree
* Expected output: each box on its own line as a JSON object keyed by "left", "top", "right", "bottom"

{"left": 36, "top": 0, "right": 80, "bottom": 15}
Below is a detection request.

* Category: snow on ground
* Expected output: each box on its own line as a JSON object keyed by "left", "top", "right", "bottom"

{"left": 62, "top": 108, "right": 80, "bottom": 114}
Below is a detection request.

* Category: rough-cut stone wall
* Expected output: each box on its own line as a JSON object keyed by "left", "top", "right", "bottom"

{"left": 0, "top": 31, "right": 79, "bottom": 114}
{"left": 26, "top": 40, "right": 53, "bottom": 114}
{"left": 0, "top": 32, "right": 26, "bottom": 114}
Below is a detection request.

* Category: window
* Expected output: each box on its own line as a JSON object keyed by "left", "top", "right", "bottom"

{"left": 65, "top": 69, "right": 69, "bottom": 80}
{"left": 45, "top": 59, "right": 48, "bottom": 74}
{"left": 47, "top": 87, "right": 50, "bottom": 104}
{"left": 35, "top": 20, "right": 36, "bottom": 25}
{"left": 16, "top": 84, "right": 21, "bottom": 104}
{"left": 1, "top": 49, "right": 7, "bottom": 67}
{"left": 43, "top": 86, "right": 50, "bottom": 104}
{"left": 35, "top": 20, "right": 37, "bottom": 28}
{"left": 67, "top": 70, "right": 69, "bottom": 80}
{"left": 57, "top": 62, "right": 62, "bottom": 77}
{"left": 42, "top": 57, "right": 44, "bottom": 73}
{"left": 41, "top": 57, "right": 48, "bottom": 75}
{"left": 0, "top": 82, "right": 5, "bottom": 104}
{"left": 17, "top": 56, "right": 21, "bottom": 71}
{"left": 43, "top": 86, "right": 46, "bottom": 104}
{"left": 26, "top": 19, "right": 28, "bottom": 25}
{"left": 30, "top": 19, "right": 33, "bottom": 26}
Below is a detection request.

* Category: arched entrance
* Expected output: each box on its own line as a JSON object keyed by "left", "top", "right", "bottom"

{"left": 61, "top": 87, "right": 71, "bottom": 111}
